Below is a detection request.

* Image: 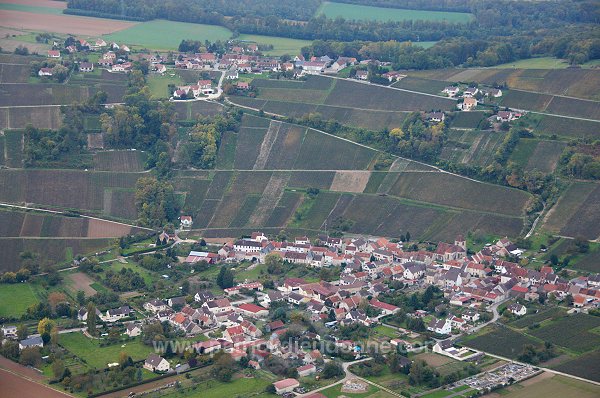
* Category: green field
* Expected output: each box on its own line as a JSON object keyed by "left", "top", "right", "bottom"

{"left": 0, "top": 283, "right": 39, "bottom": 318}
{"left": 59, "top": 332, "right": 153, "bottom": 370}
{"left": 104, "top": 20, "right": 232, "bottom": 50}
{"left": 159, "top": 375, "right": 272, "bottom": 398}
{"left": 147, "top": 73, "right": 183, "bottom": 99}
{"left": 237, "top": 34, "right": 312, "bottom": 56}
{"left": 494, "top": 57, "right": 574, "bottom": 69}
{"left": 0, "top": 3, "right": 63, "bottom": 15}
{"left": 316, "top": 2, "right": 473, "bottom": 23}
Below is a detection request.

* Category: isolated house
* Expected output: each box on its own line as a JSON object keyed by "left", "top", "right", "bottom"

{"left": 144, "top": 353, "right": 170, "bottom": 373}
{"left": 38, "top": 68, "right": 53, "bottom": 77}
{"left": 47, "top": 50, "right": 60, "bottom": 58}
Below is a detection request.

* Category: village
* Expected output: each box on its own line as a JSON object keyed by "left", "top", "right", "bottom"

{"left": 36, "top": 36, "right": 520, "bottom": 123}
{"left": 4, "top": 227, "right": 597, "bottom": 397}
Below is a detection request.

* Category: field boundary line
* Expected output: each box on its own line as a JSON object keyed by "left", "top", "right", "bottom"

{"left": 0, "top": 202, "right": 153, "bottom": 232}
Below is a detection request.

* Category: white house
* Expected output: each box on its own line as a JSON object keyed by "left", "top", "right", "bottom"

{"left": 2, "top": 325, "right": 17, "bottom": 339}
{"left": 144, "top": 353, "right": 170, "bottom": 373}
{"left": 125, "top": 323, "right": 142, "bottom": 337}
{"left": 507, "top": 303, "right": 527, "bottom": 316}
{"left": 427, "top": 318, "right": 452, "bottom": 335}
{"left": 296, "top": 364, "right": 316, "bottom": 377}
{"left": 180, "top": 216, "right": 193, "bottom": 229}
{"left": 443, "top": 86, "right": 459, "bottom": 97}
{"left": 273, "top": 378, "right": 300, "bottom": 395}
{"left": 19, "top": 336, "right": 43, "bottom": 350}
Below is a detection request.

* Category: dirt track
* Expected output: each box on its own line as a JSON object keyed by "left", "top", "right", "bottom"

{"left": 0, "top": 10, "right": 137, "bottom": 36}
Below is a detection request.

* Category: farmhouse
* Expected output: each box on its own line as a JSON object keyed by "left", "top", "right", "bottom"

{"left": 463, "top": 87, "right": 479, "bottom": 98}
{"left": 426, "top": 112, "right": 445, "bottom": 122}
{"left": 226, "top": 70, "right": 239, "bottom": 80}
{"left": 236, "top": 303, "right": 269, "bottom": 318}
{"left": 47, "top": 50, "right": 60, "bottom": 58}
{"left": 302, "top": 61, "right": 327, "bottom": 74}
{"left": 507, "top": 303, "right": 527, "bottom": 316}
{"left": 79, "top": 62, "right": 94, "bottom": 72}
{"left": 427, "top": 318, "right": 451, "bottom": 335}
{"left": 496, "top": 111, "right": 516, "bottom": 122}
{"left": 144, "top": 353, "right": 170, "bottom": 373}
{"left": 355, "top": 70, "right": 368, "bottom": 80}
{"left": 19, "top": 336, "right": 43, "bottom": 350}
{"left": 101, "top": 306, "right": 133, "bottom": 322}
{"left": 443, "top": 86, "right": 459, "bottom": 97}
{"left": 273, "top": 378, "right": 300, "bottom": 395}
{"left": 180, "top": 215, "right": 193, "bottom": 229}
{"left": 144, "top": 299, "right": 167, "bottom": 313}
{"left": 1, "top": 325, "right": 17, "bottom": 339}
{"left": 297, "top": 363, "right": 317, "bottom": 377}
{"left": 38, "top": 68, "right": 53, "bottom": 77}
{"left": 459, "top": 97, "right": 477, "bottom": 111}
{"left": 125, "top": 323, "right": 142, "bottom": 337}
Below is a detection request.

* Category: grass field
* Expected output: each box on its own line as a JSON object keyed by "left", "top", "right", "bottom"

{"left": 159, "top": 375, "right": 272, "bottom": 398}
{"left": 147, "top": 73, "right": 183, "bottom": 99}
{"left": 59, "top": 332, "right": 153, "bottom": 370}
{"left": 104, "top": 20, "right": 232, "bottom": 50}
{"left": 316, "top": 2, "right": 473, "bottom": 23}
{"left": 0, "top": 283, "right": 39, "bottom": 318}
{"left": 494, "top": 57, "right": 573, "bottom": 69}
{"left": 237, "top": 34, "right": 312, "bottom": 56}
{"left": 0, "top": 3, "right": 63, "bottom": 15}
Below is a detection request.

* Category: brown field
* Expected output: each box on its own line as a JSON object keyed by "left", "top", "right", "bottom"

{"left": 0, "top": 106, "right": 63, "bottom": 130}
{"left": 413, "top": 352, "right": 454, "bottom": 367}
{"left": 86, "top": 218, "right": 136, "bottom": 238}
{"left": 0, "top": 10, "right": 137, "bottom": 36}
{"left": 0, "top": 369, "right": 72, "bottom": 398}
{"left": 66, "top": 272, "right": 97, "bottom": 296}
{"left": 330, "top": 171, "right": 371, "bottom": 193}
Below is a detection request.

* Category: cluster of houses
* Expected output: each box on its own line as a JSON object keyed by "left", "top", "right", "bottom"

{"left": 442, "top": 85, "right": 503, "bottom": 112}
{"left": 173, "top": 79, "right": 215, "bottom": 99}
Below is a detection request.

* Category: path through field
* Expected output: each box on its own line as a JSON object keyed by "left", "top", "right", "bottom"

{"left": 253, "top": 121, "right": 282, "bottom": 169}
{"left": 247, "top": 172, "right": 290, "bottom": 227}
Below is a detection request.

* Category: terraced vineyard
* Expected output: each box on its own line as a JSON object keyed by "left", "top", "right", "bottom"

{"left": 232, "top": 75, "right": 455, "bottom": 130}
{"left": 410, "top": 67, "right": 600, "bottom": 101}
{"left": 542, "top": 182, "right": 600, "bottom": 240}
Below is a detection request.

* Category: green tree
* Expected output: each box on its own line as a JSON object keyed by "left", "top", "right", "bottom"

{"left": 265, "top": 253, "right": 284, "bottom": 274}
{"left": 322, "top": 361, "right": 344, "bottom": 379}
{"left": 135, "top": 176, "right": 178, "bottom": 228}
{"left": 17, "top": 324, "right": 28, "bottom": 340}
{"left": 216, "top": 266, "right": 234, "bottom": 289}
{"left": 86, "top": 303, "right": 97, "bottom": 336}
